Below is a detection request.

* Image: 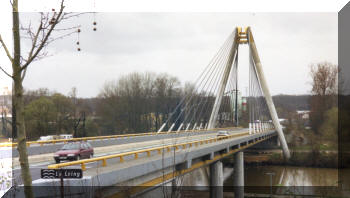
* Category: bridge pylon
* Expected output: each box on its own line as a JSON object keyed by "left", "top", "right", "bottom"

{"left": 207, "top": 26, "right": 290, "bottom": 159}
{"left": 155, "top": 26, "right": 290, "bottom": 198}
{"left": 246, "top": 27, "right": 290, "bottom": 159}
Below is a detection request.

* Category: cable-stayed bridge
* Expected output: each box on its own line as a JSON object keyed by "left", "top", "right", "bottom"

{"left": 3, "top": 27, "right": 290, "bottom": 198}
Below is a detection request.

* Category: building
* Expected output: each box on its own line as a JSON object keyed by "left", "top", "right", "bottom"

{"left": 241, "top": 97, "right": 247, "bottom": 112}
{"left": 1, "top": 87, "right": 12, "bottom": 117}
{"left": 296, "top": 110, "right": 310, "bottom": 120}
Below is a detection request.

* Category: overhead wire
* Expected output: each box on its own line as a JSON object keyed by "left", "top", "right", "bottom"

{"left": 164, "top": 31, "right": 235, "bottom": 131}
{"left": 195, "top": 34, "right": 236, "bottom": 128}
{"left": 191, "top": 32, "right": 236, "bottom": 127}
{"left": 158, "top": 31, "right": 235, "bottom": 131}
{"left": 176, "top": 32, "right": 234, "bottom": 125}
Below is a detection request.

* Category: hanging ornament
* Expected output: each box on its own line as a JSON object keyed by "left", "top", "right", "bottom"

{"left": 92, "top": 0, "right": 97, "bottom": 31}
{"left": 77, "top": 28, "right": 81, "bottom": 51}
{"left": 49, "top": 17, "right": 56, "bottom": 25}
{"left": 50, "top": 8, "right": 56, "bottom": 25}
{"left": 93, "top": 21, "right": 97, "bottom": 31}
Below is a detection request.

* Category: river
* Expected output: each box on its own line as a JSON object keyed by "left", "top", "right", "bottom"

{"left": 242, "top": 165, "right": 337, "bottom": 186}
{"left": 223, "top": 165, "right": 345, "bottom": 197}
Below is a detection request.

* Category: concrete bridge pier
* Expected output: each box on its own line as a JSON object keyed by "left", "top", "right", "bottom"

{"left": 210, "top": 160, "right": 223, "bottom": 198}
{"left": 233, "top": 151, "right": 244, "bottom": 198}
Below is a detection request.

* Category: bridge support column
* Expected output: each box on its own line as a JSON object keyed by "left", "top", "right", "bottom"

{"left": 233, "top": 151, "right": 244, "bottom": 198}
{"left": 210, "top": 161, "right": 223, "bottom": 198}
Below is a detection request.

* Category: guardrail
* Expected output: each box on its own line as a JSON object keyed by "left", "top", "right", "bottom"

{"left": 48, "top": 130, "right": 262, "bottom": 171}
{"left": 0, "top": 127, "right": 240, "bottom": 148}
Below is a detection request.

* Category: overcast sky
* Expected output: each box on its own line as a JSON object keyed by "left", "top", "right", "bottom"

{"left": 0, "top": 12, "right": 337, "bottom": 97}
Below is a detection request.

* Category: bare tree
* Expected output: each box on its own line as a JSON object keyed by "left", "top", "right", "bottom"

{"left": 309, "top": 62, "right": 338, "bottom": 134}
{"left": 0, "top": 1, "right": 81, "bottom": 197}
{"left": 97, "top": 72, "right": 182, "bottom": 134}
{"left": 310, "top": 62, "right": 338, "bottom": 96}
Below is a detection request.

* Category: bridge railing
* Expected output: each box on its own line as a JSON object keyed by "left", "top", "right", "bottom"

{"left": 47, "top": 130, "right": 254, "bottom": 171}
{"left": 1, "top": 127, "right": 241, "bottom": 148}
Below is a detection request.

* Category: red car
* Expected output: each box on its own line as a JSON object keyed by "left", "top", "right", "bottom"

{"left": 54, "top": 142, "right": 94, "bottom": 163}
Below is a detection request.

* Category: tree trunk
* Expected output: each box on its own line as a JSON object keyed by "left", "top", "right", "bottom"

{"left": 11, "top": 94, "right": 17, "bottom": 139}
{"left": 14, "top": 75, "right": 33, "bottom": 197}
{"left": 12, "top": 0, "right": 34, "bottom": 197}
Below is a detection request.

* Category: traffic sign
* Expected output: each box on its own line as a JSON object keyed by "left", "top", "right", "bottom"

{"left": 41, "top": 169, "right": 83, "bottom": 179}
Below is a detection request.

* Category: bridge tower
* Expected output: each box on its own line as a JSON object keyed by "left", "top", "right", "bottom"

{"left": 207, "top": 26, "right": 290, "bottom": 158}
{"left": 156, "top": 26, "right": 290, "bottom": 198}
{"left": 206, "top": 27, "right": 290, "bottom": 198}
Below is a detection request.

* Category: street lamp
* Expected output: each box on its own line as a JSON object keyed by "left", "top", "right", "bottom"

{"left": 265, "top": 171, "right": 275, "bottom": 197}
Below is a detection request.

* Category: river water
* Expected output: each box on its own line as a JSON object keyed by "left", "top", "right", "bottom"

{"left": 224, "top": 165, "right": 344, "bottom": 196}
{"left": 242, "top": 165, "right": 338, "bottom": 186}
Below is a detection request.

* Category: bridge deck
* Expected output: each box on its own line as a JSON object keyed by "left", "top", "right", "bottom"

{"left": 10, "top": 128, "right": 241, "bottom": 184}
{"left": 30, "top": 129, "right": 277, "bottom": 198}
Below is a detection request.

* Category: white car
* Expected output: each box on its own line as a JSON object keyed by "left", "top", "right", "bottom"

{"left": 217, "top": 130, "right": 229, "bottom": 137}
{"left": 39, "top": 136, "right": 54, "bottom": 141}
{"left": 59, "top": 134, "right": 73, "bottom": 139}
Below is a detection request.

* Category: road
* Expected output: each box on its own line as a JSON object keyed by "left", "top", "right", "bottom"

{"left": 2, "top": 129, "right": 232, "bottom": 158}
{"left": 11, "top": 128, "right": 247, "bottom": 185}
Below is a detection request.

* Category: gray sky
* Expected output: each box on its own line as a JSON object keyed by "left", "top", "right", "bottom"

{"left": 0, "top": 12, "right": 337, "bottom": 97}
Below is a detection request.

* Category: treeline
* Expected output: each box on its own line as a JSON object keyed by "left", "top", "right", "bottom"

{"left": 2, "top": 72, "right": 204, "bottom": 140}
{"left": 17, "top": 72, "right": 186, "bottom": 140}
{"left": 21, "top": 88, "right": 99, "bottom": 140}
{"left": 2, "top": 72, "right": 232, "bottom": 140}
{"left": 1, "top": 71, "right": 322, "bottom": 141}
{"left": 97, "top": 72, "right": 183, "bottom": 134}
{"left": 273, "top": 95, "right": 310, "bottom": 112}
{"left": 96, "top": 72, "right": 230, "bottom": 134}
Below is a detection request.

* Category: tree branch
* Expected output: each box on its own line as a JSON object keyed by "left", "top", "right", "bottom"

{"left": 0, "top": 34, "right": 13, "bottom": 62}
{"left": 20, "top": 0, "right": 65, "bottom": 71}
{"left": 0, "top": 65, "right": 13, "bottom": 78}
{"left": 61, "top": 12, "right": 86, "bottom": 20}
{"left": 21, "top": 67, "right": 27, "bottom": 81}
{"left": 27, "top": 20, "right": 42, "bottom": 59}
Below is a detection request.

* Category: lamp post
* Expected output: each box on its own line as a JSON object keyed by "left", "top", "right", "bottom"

{"left": 265, "top": 171, "right": 275, "bottom": 197}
